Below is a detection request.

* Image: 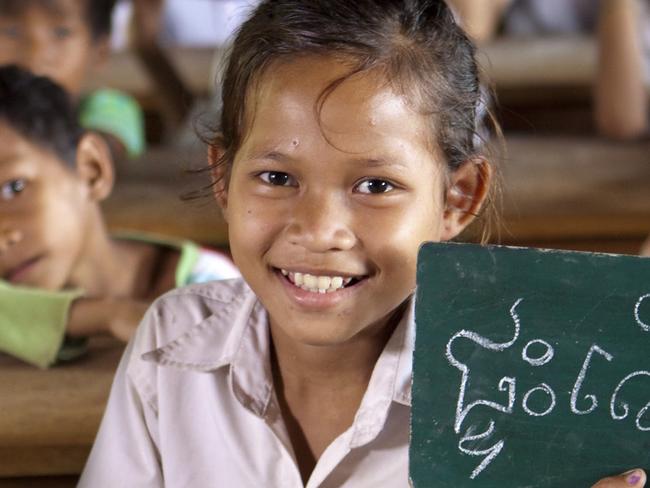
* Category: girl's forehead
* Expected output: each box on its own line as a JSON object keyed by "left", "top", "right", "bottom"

{"left": 233, "top": 57, "right": 446, "bottom": 175}
{"left": 257, "top": 56, "right": 395, "bottom": 109}
{"left": 246, "top": 56, "right": 432, "bottom": 149}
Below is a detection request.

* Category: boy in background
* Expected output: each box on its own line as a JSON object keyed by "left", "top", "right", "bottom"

{"left": 0, "top": 0, "right": 145, "bottom": 158}
{"left": 0, "top": 65, "right": 239, "bottom": 368}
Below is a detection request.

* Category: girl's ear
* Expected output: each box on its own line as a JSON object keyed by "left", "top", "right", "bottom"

{"left": 441, "top": 158, "right": 492, "bottom": 240}
{"left": 75, "top": 132, "right": 115, "bottom": 202}
{"left": 208, "top": 141, "right": 230, "bottom": 221}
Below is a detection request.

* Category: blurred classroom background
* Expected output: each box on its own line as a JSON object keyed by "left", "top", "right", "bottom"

{"left": 1, "top": 0, "right": 649, "bottom": 486}
{"left": 96, "top": 0, "right": 650, "bottom": 257}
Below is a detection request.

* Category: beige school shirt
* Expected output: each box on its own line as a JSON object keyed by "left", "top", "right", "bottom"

{"left": 79, "top": 278, "right": 414, "bottom": 488}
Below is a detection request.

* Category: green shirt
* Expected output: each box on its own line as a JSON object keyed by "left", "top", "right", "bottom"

{"left": 0, "top": 282, "right": 81, "bottom": 368}
{"left": 79, "top": 89, "right": 146, "bottom": 158}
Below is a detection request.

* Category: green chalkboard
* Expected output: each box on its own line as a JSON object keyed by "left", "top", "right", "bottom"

{"left": 411, "top": 242, "right": 650, "bottom": 487}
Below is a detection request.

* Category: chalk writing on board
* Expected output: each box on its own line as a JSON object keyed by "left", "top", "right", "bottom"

{"left": 444, "top": 295, "right": 650, "bottom": 480}
{"left": 635, "top": 294, "right": 650, "bottom": 331}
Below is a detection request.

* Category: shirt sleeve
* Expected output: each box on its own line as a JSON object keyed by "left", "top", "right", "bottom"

{"left": 78, "top": 308, "right": 163, "bottom": 487}
{"left": 0, "top": 281, "right": 81, "bottom": 368}
{"left": 79, "top": 89, "right": 146, "bottom": 158}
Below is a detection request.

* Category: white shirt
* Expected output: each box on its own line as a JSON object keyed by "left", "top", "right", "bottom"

{"left": 162, "top": 0, "right": 260, "bottom": 47}
{"left": 79, "top": 278, "right": 414, "bottom": 487}
{"left": 110, "top": 1, "right": 261, "bottom": 51}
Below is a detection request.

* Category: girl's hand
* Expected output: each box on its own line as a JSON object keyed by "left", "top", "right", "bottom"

{"left": 640, "top": 236, "right": 650, "bottom": 256}
{"left": 592, "top": 469, "right": 646, "bottom": 487}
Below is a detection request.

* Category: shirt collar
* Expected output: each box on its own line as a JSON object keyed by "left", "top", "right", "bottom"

{"left": 142, "top": 279, "right": 275, "bottom": 417}
{"left": 142, "top": 280, "right": 414, "bottom": 424}
{"left": 349, "top": 298, "right": 414, "bottom": 447}
{"left": 141, "top": 279, "right": 260, "bottom": 372}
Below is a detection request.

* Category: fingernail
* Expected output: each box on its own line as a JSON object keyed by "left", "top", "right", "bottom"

{"left": 626, "top": 470, "right": 642, "bottom": 485}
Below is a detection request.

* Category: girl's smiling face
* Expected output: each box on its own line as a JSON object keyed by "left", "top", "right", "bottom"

{"left": 215, "top": 56, "right": 485, "bottom": 347}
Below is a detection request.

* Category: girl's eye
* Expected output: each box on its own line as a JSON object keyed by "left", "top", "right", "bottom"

{"left": 0, "top": 179, "right": 26, "bottom": 201}
{"left": 53, "top": 26, "right": 72, "bottom": 39}
{"left": 258, "top": 171, "right": 296, "bottom": 187}
{"left": 0, "top": 25, "right": 21, "bottom": 39}
{"left": 355, "top": 178, "right": 395, "bottom": 194}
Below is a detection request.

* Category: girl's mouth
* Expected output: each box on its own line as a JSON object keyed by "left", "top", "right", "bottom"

{"left": 4, "top": 255, "right": 42, "bottom": 284}
{"left": 277, "top": 268, "right": 363, "bottom": 293}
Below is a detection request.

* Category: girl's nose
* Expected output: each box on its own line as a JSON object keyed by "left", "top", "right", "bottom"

{"left": 286, "top": 192, "right": 356, "bottom": 253}
{"left": 0, "top": 229, "right": 22, "bottom": 254}
{"left": 24, "top": 30, "right": 54, "bottom": 73}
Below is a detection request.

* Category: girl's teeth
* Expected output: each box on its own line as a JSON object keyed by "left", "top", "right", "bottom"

{"left": 317, "top": 276, "right": 331, "bottom": 290}
{"left": 294, "top": 272, "right": 304, "bottom": 286}
{"left": 282, "top": 269, "right": 355, "bottom": 293}
{"left": 303, "top": 274, "right": 317, "bottom": 289}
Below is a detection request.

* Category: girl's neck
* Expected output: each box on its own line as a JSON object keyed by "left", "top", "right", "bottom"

{"left": 269, "top": 304, "right": 407, "bottom": 483}
{"left": 270, "top": 313, "right": 399, "bottom": 390}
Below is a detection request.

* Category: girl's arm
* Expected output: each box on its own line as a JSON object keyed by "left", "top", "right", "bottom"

{"left": 67, "top": 297, "right": 150, "bottom": 341}
{"left": 595, "top": 0, "right": 648, "bottom": 140}
{"left": 131, "top": 0, "right": 195, "bottom": 134}
{"left": 446, "top": 0, "right": 514, "bottom": 44}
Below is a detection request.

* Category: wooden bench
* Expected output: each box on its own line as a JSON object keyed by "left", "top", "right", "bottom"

{"left": 0, "top": 338, "right": 124, "bottom": 487}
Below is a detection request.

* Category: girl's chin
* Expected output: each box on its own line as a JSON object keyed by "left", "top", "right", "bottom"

{"left": 270, "top": 317, "right": 363, "bottom": 348}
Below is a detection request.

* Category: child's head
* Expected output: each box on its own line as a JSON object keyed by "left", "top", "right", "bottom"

{"left": 210, "top": 0, "right": 492, "bottom": 345}
{"left": 0, "top": 64, "right": 114, "bottom": 290}
{"left": 0, "top": 0, "right": 116, "bottom": 95}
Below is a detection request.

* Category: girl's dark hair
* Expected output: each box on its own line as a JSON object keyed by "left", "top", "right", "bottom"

{"left": 86, "top": 0, "right": 117, "bottom": 39}
{"left": 0, "top": 0, "right": 117, "bottom": 39}
{"left": 209, "top": 0, "right": 498, "bottom": 239}
{"left": 217, "top": 0, "right": 483, "bottom": 171}
{"left": 0, "top": 64, "right": 83, "bottom": 166}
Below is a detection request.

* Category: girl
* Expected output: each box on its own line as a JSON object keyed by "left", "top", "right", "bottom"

{"left": 79, "top": 1, "right": 645, "bottom": 486}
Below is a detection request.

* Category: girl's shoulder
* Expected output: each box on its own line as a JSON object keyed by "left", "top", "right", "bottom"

{"left": 127, "top": 278, "right": 256, "bottom": 370}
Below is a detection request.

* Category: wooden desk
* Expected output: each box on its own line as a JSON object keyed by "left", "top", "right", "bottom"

{"left": 84, "top": 47, "right": 218, "bottom": 102}
{"left": 84, "top": 39, "right": 650, "bottom": 108}
{"left": 499, "top": 136, "right": 650, "bottom": 253}
{"left": 0, "top": 338, "right": 124, "bottom": 480}
{"left": 105, "top": 145, "right": 230, "bottom": 245}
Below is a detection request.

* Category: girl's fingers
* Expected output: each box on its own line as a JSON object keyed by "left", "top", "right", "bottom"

{"left": 592, "top": 469, "right": 646, "bottom": 487}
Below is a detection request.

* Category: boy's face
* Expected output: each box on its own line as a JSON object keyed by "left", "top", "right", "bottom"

{"left": 0, "top": 0, "right": 101, "bottom": 95}
{"left": 215, "top": 56, "right": 483, "bottom": 348}
{"left": 0, "top": 122, "right": 90, "bottom": 289}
